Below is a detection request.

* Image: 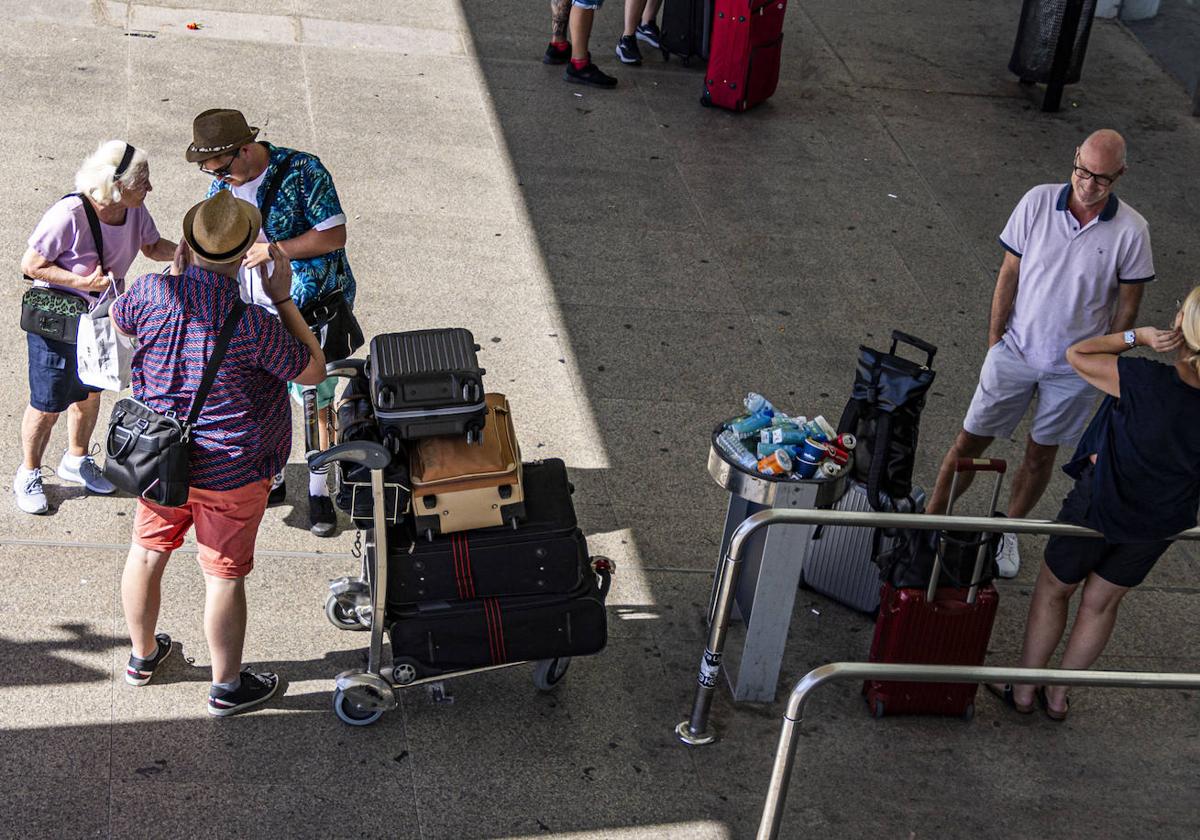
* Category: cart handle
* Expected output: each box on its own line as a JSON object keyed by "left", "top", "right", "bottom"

{"left": 326, "top": 358, "right": 366, "bottom": 379}
{"left": 954, "top": 457, "right": 1006, "bottom": 474}
{"left": 309, "top": 440, "right": 391, "bottom": 472}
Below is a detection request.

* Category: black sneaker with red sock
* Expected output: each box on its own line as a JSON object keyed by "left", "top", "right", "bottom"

{"left": 543, "top": 40, "right": 571, "bottom": 65}
{"left": 564, "top": 55, "right": 618, "bottom": 88}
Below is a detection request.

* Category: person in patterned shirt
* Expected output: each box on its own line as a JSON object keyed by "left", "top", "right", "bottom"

{"left": 187, "top": 108, "right": 356, "bottom": 537}
{"left": 112, "top": 190, "right": 326, "bottom": 716}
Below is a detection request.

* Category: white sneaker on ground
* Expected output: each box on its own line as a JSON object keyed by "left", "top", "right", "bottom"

{"left": 57, "top": 453, "right": 116, "bottom": 495}
{"left": 13, "top": 467, "right": 49, "bottom": 515}
{"left": 996, "top": 532, "right": 1020, "bottom": 578}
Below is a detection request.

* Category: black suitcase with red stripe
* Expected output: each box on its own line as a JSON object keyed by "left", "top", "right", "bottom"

{"left": 386, "top": 558, "right": 610, "bottom": 677}
{"left": 385, "top": 458, "right": 584, "bottom": 605}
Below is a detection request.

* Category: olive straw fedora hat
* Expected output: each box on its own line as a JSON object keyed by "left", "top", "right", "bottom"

{"left": 185, "top": 108, "right": 259, "bottom": 163}
{"left": 181, "top": 191, "right": 262, "bottom": 265}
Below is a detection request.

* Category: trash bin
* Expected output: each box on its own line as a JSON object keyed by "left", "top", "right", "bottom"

{"left": 1009, "top": 0, "right": 1098, "bottom": 84}
{"left": 706, "top": 423, "right": 847, "bottom": 702}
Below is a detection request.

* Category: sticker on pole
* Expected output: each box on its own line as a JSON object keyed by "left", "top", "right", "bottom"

{"left": 697, "top": 649, "right": 722, "bottom": 688}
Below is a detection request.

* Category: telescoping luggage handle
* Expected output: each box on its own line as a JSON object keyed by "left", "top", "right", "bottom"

{"left": 889, "top": 330, "right": 937, "bottom": 368}
{"left": 928, "top": 458, "right": 1006, "bottom": 604}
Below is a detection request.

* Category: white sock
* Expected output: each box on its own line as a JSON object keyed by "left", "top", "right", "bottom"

{"left": 270, "top": 471, "right": 285, "bottom": 490}
{"left": 212, "top": 677, "right": 241, "bottom": 694}
{"left": 309, "top": 469, "right": 329, "bottom": 497}
{"left": 17, "top": 465, "right": 38, "bottom": 478}
{"left": 62, "top": 452, "right": 84, "bottom": 469}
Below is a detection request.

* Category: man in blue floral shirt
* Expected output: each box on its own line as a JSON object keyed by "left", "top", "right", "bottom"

{"left": 187, "top": 108, "right": 356, "bottom": 537}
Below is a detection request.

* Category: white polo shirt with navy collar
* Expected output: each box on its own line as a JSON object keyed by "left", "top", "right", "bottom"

{"left": 998, "top": 183, "right": 1154, "bottom": 374}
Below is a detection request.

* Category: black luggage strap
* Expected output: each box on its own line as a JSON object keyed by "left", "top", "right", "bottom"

{"left": 71, "top": 193, "right": 107, "bottom": 276}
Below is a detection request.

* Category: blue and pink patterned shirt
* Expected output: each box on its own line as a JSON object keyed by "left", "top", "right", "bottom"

{"left": 112, "top": 267, "right": 310, "bottom": 490}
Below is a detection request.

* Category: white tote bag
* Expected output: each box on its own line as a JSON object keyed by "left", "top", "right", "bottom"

{"left": 76, "top": 286, "right": 133, "bottom": 391}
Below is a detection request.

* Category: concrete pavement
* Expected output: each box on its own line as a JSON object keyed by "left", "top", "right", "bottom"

{"left": 1, "top": 1, "right": 1198, "bottom": 838}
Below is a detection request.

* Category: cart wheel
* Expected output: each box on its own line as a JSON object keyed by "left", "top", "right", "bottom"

{"left": 962, "top": 703, "right": 975, "bottom": 722}
{"left": 532, "top": 657, "right": 571, "bottom": 691}
{"left": 872, "top": 699, "right": 885, "bottom": 719}
{"left": 325, "top": 594, "right": 366, "bottom": 631}
{"left": 333, "top": 687, "right": 385, "bottom": 726}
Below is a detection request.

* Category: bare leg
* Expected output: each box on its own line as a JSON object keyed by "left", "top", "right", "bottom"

{"left": 624, "top": 0, "right": 647, "bottom": 36}
{"left": 642, "top": 0, "right": 663, "bottom": 26}
{"left": 570, "top": 6, "right": 595, "bottom": 61}
{"left": 1047, "top": 572, "right": 1130, "bottom": 710}
{"left": 317, "top": 405, "right": 332, "bottom": 450}
{"left": 65, "top": 392, "right": 102, "bottom": 458}
{"left": 926, "top": 429, "right": 994, "bottom": 514}
{"left": 122, "top": 544, "right": 172, "bottom": 659}
{"left": 1007, "top": 436, "right": 1059, "bottom": 518}
{"left": 20, "top": 406, "right": 59, "bottom": 471}
{"left": 1009, "top": 561, "right": 1079, "bottom": 708}
{"left": 551, "top": 0, "right": 572, "bottom": 41}
{"left": 204, "top": 574, "right": 248, "bottom": 685}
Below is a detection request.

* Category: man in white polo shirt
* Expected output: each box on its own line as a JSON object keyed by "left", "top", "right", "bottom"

{"left": 926, "top": 129, "right": 1155, "bottom": 576}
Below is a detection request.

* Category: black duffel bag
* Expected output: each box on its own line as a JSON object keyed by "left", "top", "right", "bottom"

{"left": 333, "top": 374, "right": 411, "bottom": 526}
{"left": 876, "top": 525, "right": 1001, "bottom": 590}
{"left": 103, "top": 301, "right": 245, "bottom": 507}
{"left": 838, "top": 330, "right": 937, "bottom": 512}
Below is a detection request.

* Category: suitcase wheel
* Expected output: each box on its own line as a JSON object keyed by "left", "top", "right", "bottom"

{"left": 700, "top": 92, "right": 712, "bottom": 108}
{"left": 325, "top": 594, "right": 368, "bottom": 631}
{"left": 872, "top": 699, "right": 885, "bottom": 719}
{"left": 962, "top": 703, "right": 975, "bottom": 722}
{"left": 531, "top": 657, "right": 571, "bottom": 692}
{"left": 333, "top": 687, "right": 385, "bottom": 727}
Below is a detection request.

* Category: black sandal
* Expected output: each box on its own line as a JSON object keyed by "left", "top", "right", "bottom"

{"left": 985, "top": 683, "right": 1034, "bottom": 714}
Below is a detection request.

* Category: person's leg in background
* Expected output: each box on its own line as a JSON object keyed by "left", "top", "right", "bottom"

{"left": 58, "top": 390, "right": 116, "bottom": 494}
{"left": 1008, "top": 559, "right": 1081, "bottom": 710}
{"left": 545, "top": 0, "right": 573, "bottom": 64}
{"left": 617, "top": 0, "right": 659, "bottom": 64}
{"left": 565, "top": 0, "right": 618, "bottom": 87}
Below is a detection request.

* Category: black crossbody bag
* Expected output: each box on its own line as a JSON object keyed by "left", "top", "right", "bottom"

{"left": 260, "top": 154, "right": 363, "bottom": 360}
{"left": 20, "top": 194, "right": 105, "bottom": 344}
{"left": 103, "top": 300, "right": 246, "bottom": 507}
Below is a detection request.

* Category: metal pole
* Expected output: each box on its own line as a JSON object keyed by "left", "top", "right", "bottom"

{"left": 1043, "top": 0, "right": 1085, "bottom": 112}
{"left": 677, "top": 507, "right": 1200, "bottom": 746}
{"left": 676, "top": 548, "right": 742, "bottom": 746}
{"left": 367, "top": 466, "right": 390, "bottom": 676}
{"left": 759, "top": 662, "right": 1200, "bottom": 840}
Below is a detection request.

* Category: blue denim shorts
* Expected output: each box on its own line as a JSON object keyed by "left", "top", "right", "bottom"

{"left": 573, "top": 0, "right": 605, "bottom": 9}
{"left": 27, "top": 332, "right": 101, "bottom": 413}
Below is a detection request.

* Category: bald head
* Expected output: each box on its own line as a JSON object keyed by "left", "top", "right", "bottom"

{"left": 1080, "top": 129, "right": 1126, "bottom": 171}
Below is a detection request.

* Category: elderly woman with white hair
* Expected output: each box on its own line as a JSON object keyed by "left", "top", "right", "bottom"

{"left": 15, "top": 140, "right": 177, "bottom": 515}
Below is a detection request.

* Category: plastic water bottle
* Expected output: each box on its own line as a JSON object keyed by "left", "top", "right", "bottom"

{"left": 716, "top": 429, "right": 759, "bottom": 471}
{"left": 744, "top": 392, "right": 776, "bottom": 417}
{"left": 728, "top": 411, "right": 773, "bottom": 437}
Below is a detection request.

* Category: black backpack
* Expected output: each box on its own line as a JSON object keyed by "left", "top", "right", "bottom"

{"left": 837, "top": 331, "right": 936, "bottom": 512}
{"left": 333, "top": 374, "right": 411, "bottom": 527}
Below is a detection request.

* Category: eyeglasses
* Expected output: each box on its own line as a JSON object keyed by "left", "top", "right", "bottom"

{"left": 1072, "top": 153, "right": 1121, "bottom": 188}
{"left": 198, "top": 154, "right": 236, "bottom": 180}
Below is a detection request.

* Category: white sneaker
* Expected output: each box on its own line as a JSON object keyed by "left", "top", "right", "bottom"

{"left": 57, "top": 454, "right": 116, "bottom": 495}
{"left": 13, "top": 468, "right": 48, "bottom": 515}
{"left": 996, "top": 532, "right": 1020, "bottom": 578}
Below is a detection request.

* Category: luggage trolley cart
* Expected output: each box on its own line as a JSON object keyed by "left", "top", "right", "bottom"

{"left": 307, "top": 362, "right": 612, "bottom": 726}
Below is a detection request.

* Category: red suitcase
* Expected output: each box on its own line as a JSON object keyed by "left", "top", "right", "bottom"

{"left": 702, "top": 0, "right": 787, "bottom": 112}
{"left": 864, "top": 459, "right": 1006, "bottom": 720}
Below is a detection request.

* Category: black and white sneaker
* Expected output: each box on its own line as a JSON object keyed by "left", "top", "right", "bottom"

{"left": 208, "top": 670, "right": 280, "bottom": 717}
{"left": 125, "top": 633, "right": 173, "bottom": 686}
{"left": 635, "top": 21, "right": 662, "bottom": 49}
{"left": 267, "top": 475, "right": 286, "bottom": 506}
{"left": 309, "top": 494, "right": 337, "bottom": 538}
{"left": 616, "top": 35, "right": 643, "bottom": 65}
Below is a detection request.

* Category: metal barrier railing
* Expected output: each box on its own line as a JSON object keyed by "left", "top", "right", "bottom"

{"left": 758, "top": 662, "right": 1200, "bottom": 840}
{"left": 676, "top": 508, "right": 1200, "bottom": 747}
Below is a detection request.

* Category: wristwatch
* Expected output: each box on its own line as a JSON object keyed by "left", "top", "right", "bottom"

{"left": 1123, "top": 329, "right": 1137, "bottom": 348}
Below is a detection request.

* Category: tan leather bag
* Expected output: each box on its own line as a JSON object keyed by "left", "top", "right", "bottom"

{"left": 410, "top": 393, "right": 525, "bottom": 536}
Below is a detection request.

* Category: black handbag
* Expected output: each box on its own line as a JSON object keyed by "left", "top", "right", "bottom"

{"left": 259, "top": 154, "right": 363, "bottom": 360}
{"left": 102, "top": 301, "right": 246, "bottom": 507}
{"left": 20, "top": 194, "right": 104, "bottom": 344}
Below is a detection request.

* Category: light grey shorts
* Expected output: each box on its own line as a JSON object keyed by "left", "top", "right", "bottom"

{"left": 962, "top": 338, "right": 1097, "bottom": 447}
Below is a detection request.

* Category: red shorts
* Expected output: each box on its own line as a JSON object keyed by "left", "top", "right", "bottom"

{"left": 133, "top": 479, "right": 272, "bottom": 579}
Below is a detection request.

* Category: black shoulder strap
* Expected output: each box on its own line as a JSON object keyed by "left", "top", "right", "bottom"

{"left": 186, "top": 300, "right": 247, "bottom": 429}
{"left": 258, "top": 152, "right": 297, "bottom": 241}
{"left": 69, "top": 192, "right": 106, "bottom": 274}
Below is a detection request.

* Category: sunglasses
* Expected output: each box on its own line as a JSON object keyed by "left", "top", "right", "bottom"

{"left": 198, "top": 153, "right": 237, "bottom": 180}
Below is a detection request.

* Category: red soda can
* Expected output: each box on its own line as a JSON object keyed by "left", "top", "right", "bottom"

{"left": 824, "top": 444, "right": 850, "bottom": 467}
{"left": 833, "top": 433, "right": 857, "bottom": 451}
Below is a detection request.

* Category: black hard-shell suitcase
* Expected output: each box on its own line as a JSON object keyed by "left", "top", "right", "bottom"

{"left": 368, "top": 329, "right": 487, "bottom": 443}
{"left": 661, "top": 0, "right": 713, "bottom": 63}
{"left": 387, "top": 458, "right": 583, "bottom": 605}
{"left": 387, "top": 558, "right": 610, "bottom": 677}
